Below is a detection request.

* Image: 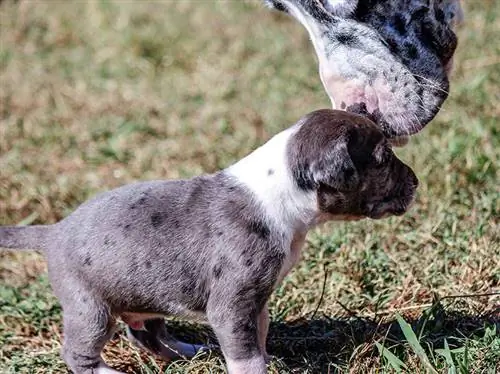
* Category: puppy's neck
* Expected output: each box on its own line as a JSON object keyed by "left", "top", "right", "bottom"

{"left": 227, "top": 126, "right": 318, "bottom": 234}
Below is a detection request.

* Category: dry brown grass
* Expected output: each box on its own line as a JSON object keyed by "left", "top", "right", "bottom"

{"left": 1, "top": 0, "right": 499, "bottom": 373}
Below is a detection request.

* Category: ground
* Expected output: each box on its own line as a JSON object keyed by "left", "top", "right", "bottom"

{"left": 0, "top": 1, "right": 498, "bottom": 373}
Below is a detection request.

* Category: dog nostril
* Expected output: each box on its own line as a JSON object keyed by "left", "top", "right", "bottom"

{"left": 394, "top": 206, "right": 406, "bottom": 216}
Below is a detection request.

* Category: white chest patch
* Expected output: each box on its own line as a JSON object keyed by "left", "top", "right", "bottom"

{"left": 226, "top": 126, "right": 317, "bottom": 236}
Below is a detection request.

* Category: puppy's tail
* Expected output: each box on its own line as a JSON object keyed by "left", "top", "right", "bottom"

{"left": 0, "top": 225, "right": 52, "bottom": 251}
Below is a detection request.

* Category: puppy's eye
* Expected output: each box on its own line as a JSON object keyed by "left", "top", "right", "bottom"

{"left": 381, "top": 149, "right": 391, "bottom": 163}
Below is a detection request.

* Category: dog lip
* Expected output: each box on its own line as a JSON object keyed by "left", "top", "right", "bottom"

{"left": 345, "top": 103, "right": 413, "bottom": 139}
{"left": 363, "top": 192, "right": 416, "bottom": 219}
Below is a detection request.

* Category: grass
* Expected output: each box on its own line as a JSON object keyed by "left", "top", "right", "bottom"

{"left": 0, "top": 0, "right": 498, "bottom": 373}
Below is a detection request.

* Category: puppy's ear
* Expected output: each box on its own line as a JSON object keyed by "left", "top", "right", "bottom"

{"left": 310, "top": 134, "right": 360, "bottom": 191}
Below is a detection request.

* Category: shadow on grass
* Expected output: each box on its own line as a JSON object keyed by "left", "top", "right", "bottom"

{"left": 162, "top": 303, "right": 499, "bottom": 372}
{"left": 267, "top": 309, "right": 499, "bottom": 371}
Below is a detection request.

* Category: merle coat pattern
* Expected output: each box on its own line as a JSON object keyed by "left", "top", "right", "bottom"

{"left": 1, "top": 110, "right": 418, "bottom": 374}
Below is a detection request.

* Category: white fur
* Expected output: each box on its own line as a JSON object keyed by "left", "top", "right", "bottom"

{"left": 226, "top": 355, "right": 267, "bottom": 374}
{"left": 227, "top": 126, "right": 317, "bottom": 236}
{"left": 324, "top": 0, "right": 359, "bottom": 16}
{"left": 277, "top": 0, "right": 328, "bottom": 58}
{"left": 96, "top": 363, "right": 125, "bottom": 374}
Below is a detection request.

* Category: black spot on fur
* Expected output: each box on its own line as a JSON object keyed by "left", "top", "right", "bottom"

{"left": 244, "top": 258, "right": 253, "bottom": 267}
{"left": 344, "top": 167, "right": 355, "bottom": 179}
{"left": 248, "top": 220, "right": 270, "bottom": 239}
{"left": 376, "top": 13, "right": 387, "bottom": 24}
{"left": 138, "top": 197, "right": 147, "bottom": 205}
{"left": 435, "top": 8, "right": 445, "bottom": 23}
{"left": 181, "top": 282, "right": 194, "bottom": 294}
{"left": 340, "top": 101, "right": 346, "bottom": 109}
{"left": 267, "top": 168, "right": 274, "bottom": 176}
{"left": 145, "top": 260, "right": 152, "bottom": 269}
{"left": 83, "top": 255, "right": 92, "bottom": 266}
{"left": 393, "top": 13, "right": 407, "bottom": 35}
{"left": 405, "top": 43, "right": 419, "bottom": 59}
{"left": 213, "top": 265, "right": 223, "bottom": 279}
{"left": 150, "top": 212, "right": 164, "bottom": 228}
{"left": 266, "top": 0, "right": 288, "bottom": 13}
{"left": 104, "top": 235, "right": 110, "bottom": 245}
{"left": 217, "top": 230, "right": 224, "bottom": 237}
{"left": 336, "top": 32, "right": 358, "bottom": 46}
{"left": 129, "top": 261, "right": 139, "bottom": 273}
{"left": 123, "top": 224, "right": 131, "bottom": 230}
{"left": 264, "top": 252, "right": 285, "bottom": 271}
{"left": 410, "top": 6, "right": 429, "bottom": 23}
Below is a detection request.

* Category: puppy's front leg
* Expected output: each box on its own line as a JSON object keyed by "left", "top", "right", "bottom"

{"left": 207, "top": 301, "right": 267, "bottom": 374}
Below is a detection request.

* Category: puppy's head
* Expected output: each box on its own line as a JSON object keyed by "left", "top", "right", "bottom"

{"left": 265, "top": 0, "right": 462, "bottom": 138}
{"left": 288, "top": 109, "right": 418, "bottom": 220}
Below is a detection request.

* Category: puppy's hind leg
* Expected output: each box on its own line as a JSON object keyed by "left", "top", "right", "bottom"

{"left": 126, "top": 318, "right": 209, "bottom": 360}
{"left": 61, "top": 295, "right": 122, "bottom": 374}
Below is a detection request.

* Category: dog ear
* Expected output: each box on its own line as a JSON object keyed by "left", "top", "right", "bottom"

{"left": 309, "top": 134, "right": 360, "bottom": 191}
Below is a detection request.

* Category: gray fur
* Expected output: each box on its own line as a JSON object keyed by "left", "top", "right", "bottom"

{"left": 0, "top": 109, "right": 418, "bottom": 373}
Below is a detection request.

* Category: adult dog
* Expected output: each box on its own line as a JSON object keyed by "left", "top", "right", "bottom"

{"left": 264, "top": 0, "right": 463, "bottom": 139}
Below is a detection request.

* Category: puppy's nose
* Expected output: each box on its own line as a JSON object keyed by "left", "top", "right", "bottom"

{"left": 393, "top": 206, "right": 407, "bottom": 216}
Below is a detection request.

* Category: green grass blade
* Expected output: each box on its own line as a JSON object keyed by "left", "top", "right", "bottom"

{"left": 436, "top": 338, "right": 457, "bottom": 374}
{"left": 396, "top": 313, "right": 438, "bottom": 374}
{"left": 375, "top": 341, "right": 407, "bottom": 373}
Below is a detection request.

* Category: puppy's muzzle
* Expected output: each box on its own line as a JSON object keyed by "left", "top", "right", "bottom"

{"left": 364, "top": 164, "right": 419, "bottom": 219}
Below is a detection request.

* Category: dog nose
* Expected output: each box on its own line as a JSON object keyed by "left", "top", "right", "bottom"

{"left": 393, "top": 206, "right": 407, "bottom": 216}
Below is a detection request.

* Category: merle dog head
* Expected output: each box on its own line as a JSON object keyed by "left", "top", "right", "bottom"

{"left": 288, "top": 109, "right": 419, "bottom": 220}
{"left": 265, "top": 0, "right": 463, "bottom": 138}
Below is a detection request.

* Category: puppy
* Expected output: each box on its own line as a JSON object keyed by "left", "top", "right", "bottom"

{"left": 0, "top": 109, "right": 418, "bottom": 374}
